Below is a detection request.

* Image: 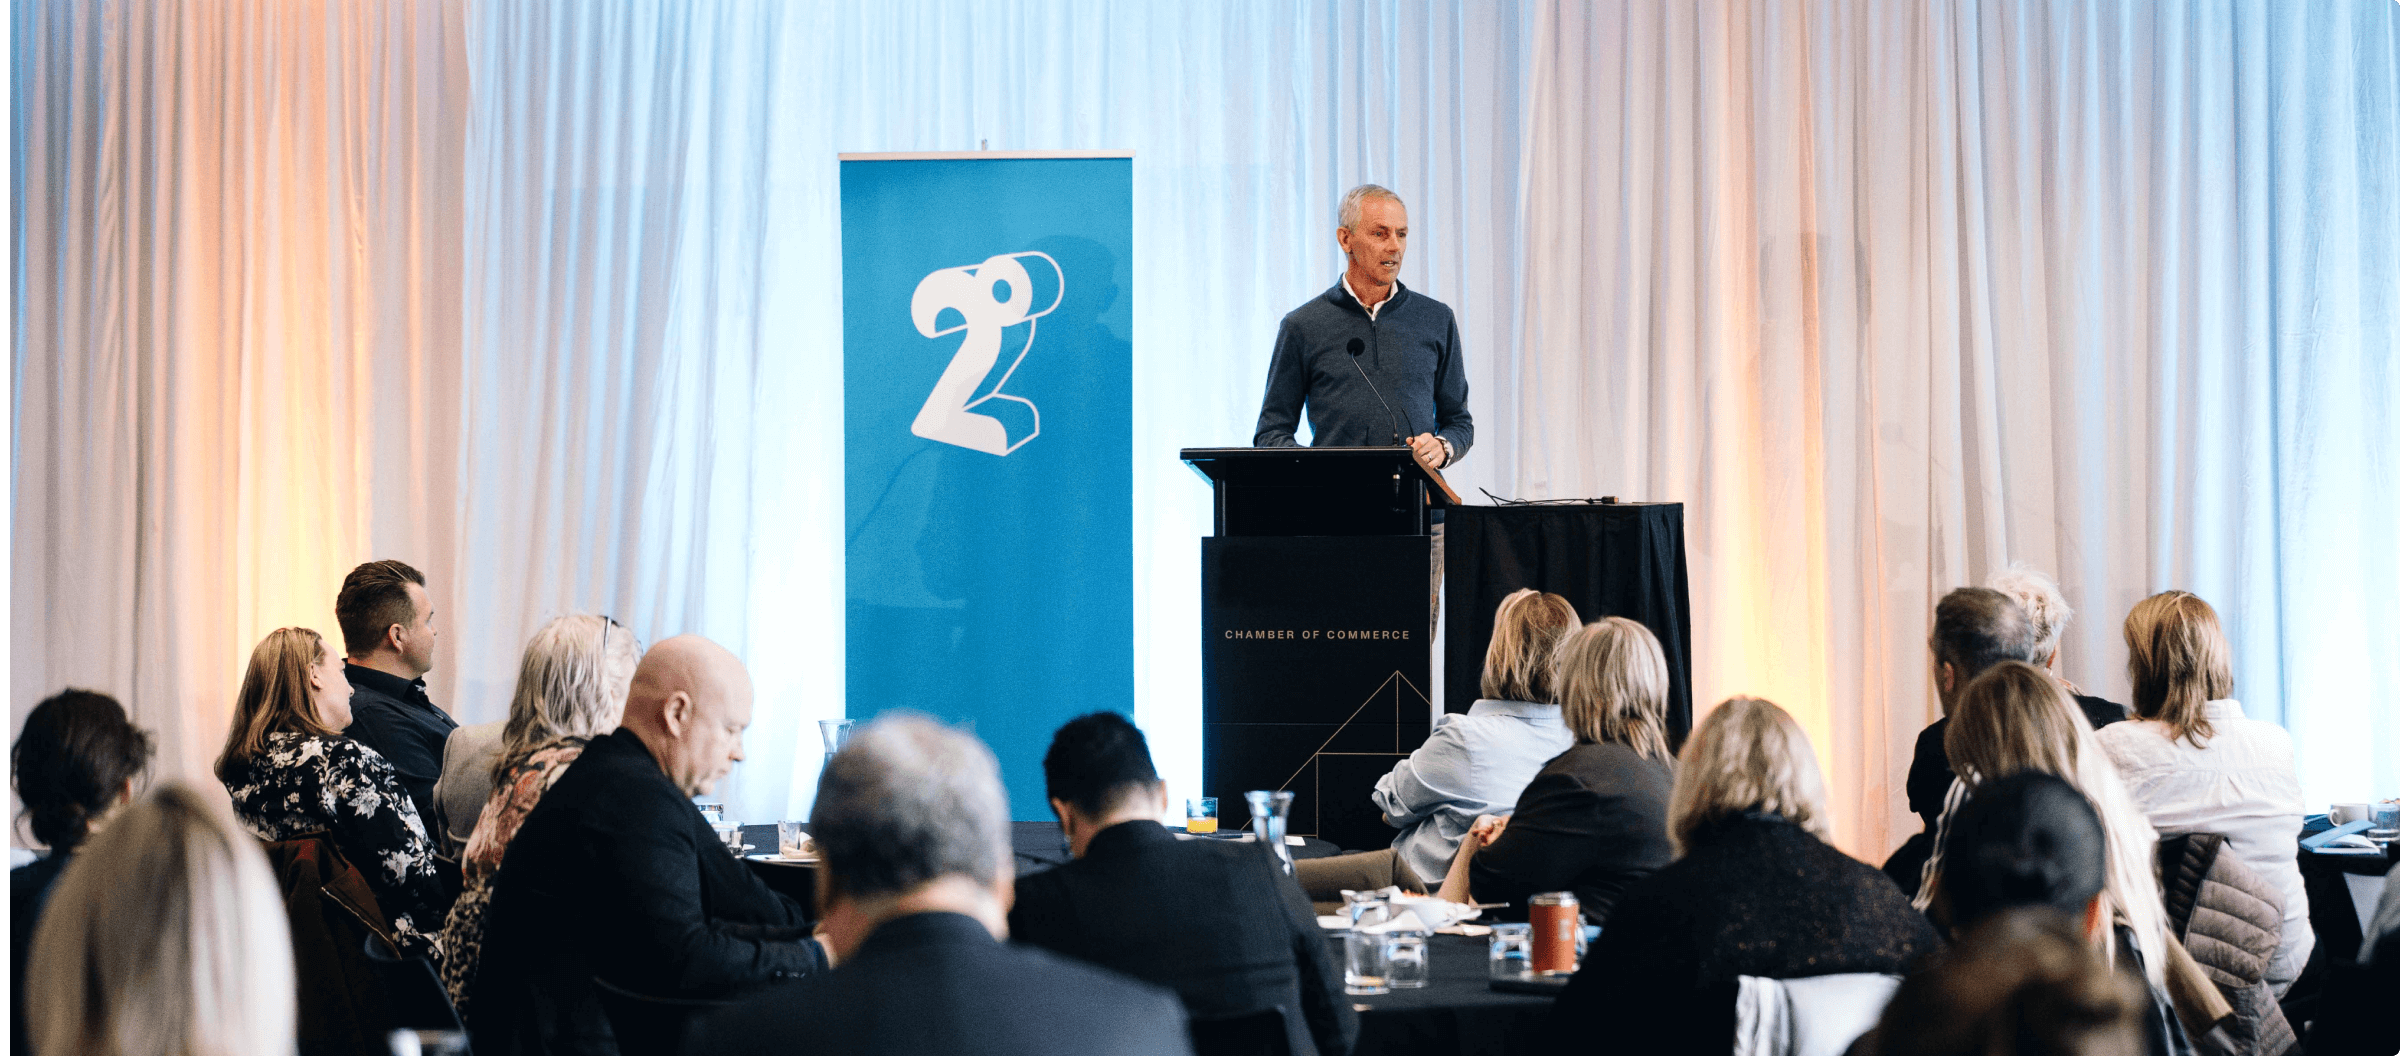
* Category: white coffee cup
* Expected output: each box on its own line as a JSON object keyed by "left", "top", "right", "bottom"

{"left": 2330, "top": 803, "right": 2375, "bottom": 826}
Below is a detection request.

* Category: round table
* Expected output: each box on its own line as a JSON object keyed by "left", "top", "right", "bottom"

{"left": 1330, "top": 932, "right": 1555, "bottom": 1056}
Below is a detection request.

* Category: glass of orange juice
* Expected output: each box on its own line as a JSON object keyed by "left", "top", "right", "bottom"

{"left": 1185, "top": 797, "right": 1219, "bottom": 834}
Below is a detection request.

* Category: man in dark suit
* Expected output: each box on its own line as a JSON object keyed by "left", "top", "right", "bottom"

{"left": 685, "top": 715, "right": 1193, "bottom": 1056}
{"left": 470, "top": 636, "right": 827, "bottom": 1056}
{"left": 1009, "top": 713, "right": 1356, "bottom": 1056}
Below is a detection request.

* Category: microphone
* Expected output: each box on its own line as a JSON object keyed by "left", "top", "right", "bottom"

{"left": 1344, "top": 337, "right": 1406, "bottom": 447}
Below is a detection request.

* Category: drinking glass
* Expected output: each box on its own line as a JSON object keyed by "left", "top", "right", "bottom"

{"left": 1341, "top": 889, "right": 1386, "bottom": 925}
{"left": 1186, "top": 797, "right": 1219, "bottom": 834}
{"left": 1384, "top": 930, "right": 1430, "bottom": 989}
{"left": 1343, "top": 901, "right": 1393, "bottom": 995}
{"left": 1488, "top": 923, "right": 1534, "bottom": 981}
{"left": 712, "top": 818, "right": 743, "bottom": 854}
{"left": 1244, "top": 790, "right": 1297, "bottom": 874}
{"left": 778, "top": 820, "right": 810, "bottom": 858}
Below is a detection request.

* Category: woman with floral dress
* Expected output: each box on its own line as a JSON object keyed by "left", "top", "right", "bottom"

{"left": 437, "top": 614, "right": 640, "bottom": 1013}
{"left": 215, "top": 626, "right": 449, "bottom": 961}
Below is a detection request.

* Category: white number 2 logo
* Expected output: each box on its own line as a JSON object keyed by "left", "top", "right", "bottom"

{"left": 908, "top": 251, "right": 1064, "bottom": 456}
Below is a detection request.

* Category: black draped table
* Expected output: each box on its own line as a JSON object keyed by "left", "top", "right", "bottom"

{"left": 736, "top": 821, "right": 1343, "bottom": 915}
{"left": 1442, "top": 503, "right": 1692, "bottom": 745}
{"left": 1331, "top": 932, "right": 1553, "bottom": 1056}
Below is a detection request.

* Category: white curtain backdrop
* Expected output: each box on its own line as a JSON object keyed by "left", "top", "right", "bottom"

{"left": 1509, "top": 0, "right": 2400, "bottom": 853}
{"left": 15, "top": 0, "right": 2394, "bottom": 857}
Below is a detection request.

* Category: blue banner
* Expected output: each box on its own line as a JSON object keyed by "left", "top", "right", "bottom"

{"left": 840, "top": 155, "right": 1133, "bottom": 819}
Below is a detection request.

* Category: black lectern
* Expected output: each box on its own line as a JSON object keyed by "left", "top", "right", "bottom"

{"left": 1181, "top": 447, "right": 1459, "bottom": 849}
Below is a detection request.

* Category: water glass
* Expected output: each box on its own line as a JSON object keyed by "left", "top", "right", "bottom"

{"left": 1489, "top": 922, "right": 1534, "bottom": 981}
{"left": 1186, "top": 797, "right": 1219, "bottom": 834}
{"left": 712, "top": 819, "right": 743, "bottom": 854}
{"left": 1384, "top": 931, "right": 1430, "bottom": 989}
{"left": 778, "top": 820, "right": 810, "bottom": 858}
{"left": 1341, "top": 889, "right": 1386, "bottom": 925}
{"left": 1244, "top": 790, "right": 1297, "bottom": 874}
{"left": 1344, "top": 928, "right": 1393, "bottom": 995}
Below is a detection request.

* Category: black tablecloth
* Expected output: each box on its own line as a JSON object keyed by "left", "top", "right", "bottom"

{"left": 1442, "top": 503, "right": 1692, "bottom": 745}
{"left": 735, "top": 821, "right": 1345, "bottom": 916}
{"left": 1332, "top": 932, "right": 1553, "bottom": 1056}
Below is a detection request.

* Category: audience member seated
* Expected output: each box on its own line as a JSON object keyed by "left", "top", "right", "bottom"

{"left": 1928, "top": 663, "right": 2173, "bottom": 990}
{"left": 1373, "top": 588, "right": 1579, "bottom": 885}
{"left": 434, "top": 615, "right": 638, "bottom": 857}
{"left": 1856, "top": 908, "right": 2149, "bottom": 1056}
{"left": 1886, "top": 586, "right": 2039, "bottom": 896}
{"left": 1009, "top": 712, "right": 1355, "bottom": 1056}
{"left": 1929, "top": 772, "right": 2190, "bottom": 1056}
{"left": 1550, "top": 696, "right": 1939, "bottom": 1055}
{"left": 1986, "top": 565, "right": 2129, "bottom": 728}
{"left": 2092, "top": 591, "right": 2309, "bottom": 995}
{"left": 337, "top": 559, "right": 457, "bottom": 831}
{"left": 216, "top": 626, "right": 451, "bottom": 958}
{"left": 26, "top": 782, "right": 296, "bottom": 1056}
{"left": 11, "top": 688, "right": 154, "bottom": 1056}
{"left": 686, "top": 715, "right": 1194, "bottom": 1056}
{"left": 1438, "top": 616, "right": 1676, "bottom": 924}
{"left": 436, "top": 614, "right": 642, "bottom": 1016}
{"left": 468, "top": 635, "right": 825, "bottom": 1055}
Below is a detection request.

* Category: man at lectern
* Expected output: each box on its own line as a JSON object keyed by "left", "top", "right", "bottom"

{"left": 1251, "top": 183, "right": 1474, "bottom": 466}
{"left": 1253, "top": 184, "right": 1473, "bottom": 626}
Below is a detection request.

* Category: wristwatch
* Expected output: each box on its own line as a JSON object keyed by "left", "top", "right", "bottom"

{"left": 1437, "top": 437, "right": 1455, "bottom": 468}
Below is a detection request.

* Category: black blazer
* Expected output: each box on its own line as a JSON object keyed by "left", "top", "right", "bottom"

{"left": 13, "top": 852, "right": 72, "bottom": 1056}
{"left": 683, "top": 911, "right": 1194, "bottom": 1056}
{"left": 1468, "top": 740, "right": 1675, "bottom": 923}
{"left": 1009, "top": 821, "right": 1356, "bottom": 1056}
{"left": 1551, "top": 815, "right": 1940, "bottom": 1055}
{"left": 470, "top": 729, "right": 827, "bottom": 1056}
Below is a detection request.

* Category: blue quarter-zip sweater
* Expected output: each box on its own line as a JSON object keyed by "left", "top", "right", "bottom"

{"left": 1251, "top": 279, "right": 1474, "bottom": 460}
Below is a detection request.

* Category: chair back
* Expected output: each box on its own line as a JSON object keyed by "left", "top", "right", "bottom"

{"left": 591, "top": 976, "right": 734, "bottom": 1056}
{"left": 1733, "top": 973, "right": 1903, "bottom": 1056}
{"left": 261, "top": 832, "right": 401, "bottom": 1056}
{"left": 361, "top": 933, "right": 466, "bottom": 1033}
{"left": 1188, "top": 1005, "right": 1294, "bottom": 1056}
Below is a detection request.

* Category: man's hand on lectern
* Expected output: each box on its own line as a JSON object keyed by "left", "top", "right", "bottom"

{"left": 1407, "top": 432, "right": 1446, "bottom": 468}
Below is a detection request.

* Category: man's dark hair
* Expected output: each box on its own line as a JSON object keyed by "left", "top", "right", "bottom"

{"left": 11, "top": 689, "right": 155, "bottom": 851}
{"left": 1939, "top": 772, "right": 2107, "bottom": 931}
{"left": 1042, "top": 712, "right": 1161, "bottom": 817}
{"left": 336, "top": 559, "right": 426, "bottom": 657}
{"left": 1930, "top": 587, "right": 2038, "bottom": 681}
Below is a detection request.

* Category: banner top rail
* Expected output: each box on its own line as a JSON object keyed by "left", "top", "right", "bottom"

{"left": 839, "top": 150, "right": 1133, "bottom": 161}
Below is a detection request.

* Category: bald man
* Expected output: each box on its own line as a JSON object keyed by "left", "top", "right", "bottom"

{"left": 469, "top": 636, "right": 828, "bottom": 1056}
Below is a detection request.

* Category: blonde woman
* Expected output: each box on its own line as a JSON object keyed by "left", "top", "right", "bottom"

{"left": 216, "top": 627, "right": 448, "bottom": 959}
{"left": 434, "top": 615, "right": 639, "bottom": 854}
{"left": 436, "top": 614, "right": 641, "bottom": 1012}
{"left": 1438, "top": 617, "right": 1676, "bottom": 922}
{"left": 2093, "top": 591, "right": 2309, "bottom": 994}
{"left": 1372, "top": 589, "right": 1580, "bottom": 883}
{"left": 1549, "top": 696, "right": 1938, "bottom": 1049}
{"left": 26, "top": 783, "right": 296, "bottom": 1056}
{"left": 1935, "top": 662, "right": 2173, "bottom": 994}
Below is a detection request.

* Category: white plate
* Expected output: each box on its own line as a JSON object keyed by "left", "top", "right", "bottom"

{"left": 745, "top": 852, "right": 818, "bottom": 865}
{"left": 1317, "top": 915, "right": 1351, "bottom": 930}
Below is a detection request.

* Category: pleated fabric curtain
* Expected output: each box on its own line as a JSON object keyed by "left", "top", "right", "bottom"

{"left": 11, "top": 0, "right": 469, "bottom": 782}
{"left": 1508, "top": 0, "right": 2400, "bottom": 854}
{"left": 13, "top": 0, "right": 2394, "bottom": 848}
